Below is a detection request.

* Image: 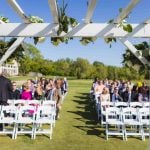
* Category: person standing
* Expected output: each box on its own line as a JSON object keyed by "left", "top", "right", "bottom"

{"left": 0, "top": 71, "right": 13, "bottom": 131}
{"left": 0, "top": 71, "right": 13, "bottom": 105}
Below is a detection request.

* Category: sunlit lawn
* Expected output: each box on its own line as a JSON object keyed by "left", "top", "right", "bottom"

{"left": 0, "top": 79, "right": 149, "bottom": 150}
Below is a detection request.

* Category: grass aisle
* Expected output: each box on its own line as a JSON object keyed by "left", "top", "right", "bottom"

{"left": 0, "top": 80, "right": 149, "bottom": 150}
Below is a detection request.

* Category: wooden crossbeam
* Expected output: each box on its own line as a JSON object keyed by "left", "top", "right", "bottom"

{"left": 84, "top": 0, "right": 98, "bottom": 24}
{"left": 119, "top": 38, "right": 150, "bottom": 66}
{"left": 0, "top": 23, "right": 149, "bottom": 38}
{"left": 114, "top": 0, "right": 141, "bottom": 23}
{"left": 48, "top": 0, "right": 59, "bottom": 23}
{"left": 113, "top": 0, "right": 149, "bottom": 66}
{"left": 7, "top": 0, "right": 30, "bottom": 23}
{"left": 0, "top": 37, "right": 25, "bottom": 65}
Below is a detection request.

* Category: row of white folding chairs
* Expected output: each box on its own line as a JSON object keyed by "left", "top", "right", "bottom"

{"left": 0, "top": 103, "right": 56, "bottom": 139}
{"left": 105, "top": 107, "right": 150, "bottom": 141}
{"left": 96, "top": 101, "right": 150, "bottom": 123}
{"left": 7, "top": 99, "right": 57, "bottom": 106}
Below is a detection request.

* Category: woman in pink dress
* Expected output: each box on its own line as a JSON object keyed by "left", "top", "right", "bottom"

{"left": 21, "top": 82, "right": 32, "bottom": 100}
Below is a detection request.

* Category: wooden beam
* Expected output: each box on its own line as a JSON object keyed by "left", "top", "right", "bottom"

{"left": 48, "top": 0, "right": 59, "bottom": 23}
{"left": 0, "top": 37, "right": 25, "bottom": 65}
{"left": 84, "top": 0, "right": 98, "bottom": 24}
{"left": 119, "top": 38, "right": 150, "bottom": 66}
{"left": 0, "top": 23, "right": 149, "bottom": 38}
{"left": 7, "top": 0, "right": 30, "bottom": 23}
{"left": 114, "top": 0, "right": 141, "bottom": 23}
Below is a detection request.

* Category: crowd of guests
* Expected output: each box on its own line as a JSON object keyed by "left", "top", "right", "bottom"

{"left": 90, "top": 78, "right": 149, "bottom": 103}
{"left": 0, "top": 73, "right": 68, "bottom": 120}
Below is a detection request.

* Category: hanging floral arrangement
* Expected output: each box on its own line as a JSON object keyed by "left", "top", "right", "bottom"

{"left": 104, "top": 8, "right": 133, "bottom": 47}
{"left": 51, "top": 0, "right": 78, "bottom": 46}
{"left": 28, "top": 15, "right": 45, "bottom": 45}
{"left": 0, "top": 16, "right": 9, "bottom": 23}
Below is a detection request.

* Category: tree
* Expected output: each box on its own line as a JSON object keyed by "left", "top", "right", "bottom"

{"left": 122, "top": 41, "right": 149, "bottom": 78}
{"left": 71, "top": 58, "right": 90, "bottom": 79}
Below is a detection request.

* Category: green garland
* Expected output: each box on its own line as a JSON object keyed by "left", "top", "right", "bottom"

{"left": 0, "top": 16, "right": 9, "bottom": 23}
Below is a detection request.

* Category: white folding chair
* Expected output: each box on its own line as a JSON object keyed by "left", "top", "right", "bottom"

{"left": 100, "top": 101, "right": 114, "bottom": 125}
{"left": 7, "top": 99, "right": 14, "bottom": 106}
{"left": 122, "top": 107, "right": 143, "bottom": 141}
{"left": 143, "top": 102, "right": 150, "bottom": 108}
{"left": 33, "top": 106, "right": 55, "bottom": 139}
{"left": 42, "top": 101, "right": 56, "bottom": 127}
{"left": 0, "top": 105, "right": 17, "bottom": 139}
{"left": 105, "top": 107, "right": 124, "bottom": 140}
{"left": 139, "top": 108, "right": 150, "bottom": 140}
{"left": 27, "top": 100, "right": 41, "bottom": 106}
{"left": 115, "top": 102, "right": 128, "bottom": 108}
{"left": 14, "top": 99, "right": 28, "bottom": 106}
{"left": 15, "top": 105, "right": 36, "bottom": 139}
{"left": 129, "top": 102, "right": 143, "bottom": 108}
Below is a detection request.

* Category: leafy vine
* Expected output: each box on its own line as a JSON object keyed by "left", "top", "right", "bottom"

{"left": 0, "top": 16, "right": 9, "bottom": 23}
{"left": 51, "top": 0, "right": 78, "bottom": 46}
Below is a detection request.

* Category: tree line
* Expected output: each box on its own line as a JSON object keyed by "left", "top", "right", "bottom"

{"left": 0, "top": 38, "right": 148, "bottom": 80}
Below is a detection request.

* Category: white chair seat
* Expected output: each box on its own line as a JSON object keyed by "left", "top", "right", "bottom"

{"left": 0, "top": 118, "right": 15, "bottom": 123}
{"left": 107, "top": 120, "right": 123, "bottom": 125}
{"left": 124, "top": 120, "right": 141, "bottom": 125}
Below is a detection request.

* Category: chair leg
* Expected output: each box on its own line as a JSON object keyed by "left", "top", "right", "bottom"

{"left": 12, "top": 124, "right": 16, "bottom": 139}
{"left": 140, "top": 125, "right": 145, "bottom": 141}
{"left": 33, "top": 124, "right": 37, "bottom": 139}
{"left": 106, "top": 124, "right": 108, "bottom": 140}
{"left": 124, "top": 125, "right": 127, "bottom": 141}
{"left": 15, "top": 124, "right": 18, "bottom": 139}
{"left": 122, "top": 125, "right": 125, "bottom": 141}
{"left": 31, "top": 123, "right": 35, "bottom": 139}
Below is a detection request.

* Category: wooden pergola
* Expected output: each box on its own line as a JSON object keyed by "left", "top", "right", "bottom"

{"left": 0, "top": 0, "right": 149, "bottom": 66}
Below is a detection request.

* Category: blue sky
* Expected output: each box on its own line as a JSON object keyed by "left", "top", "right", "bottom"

{"left": 0, "top": 0, "right": 150, "bottom": 66}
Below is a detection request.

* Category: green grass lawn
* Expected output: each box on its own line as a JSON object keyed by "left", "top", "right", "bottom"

{"left": 0, "top": 80, "right": 149, "bottom": 150}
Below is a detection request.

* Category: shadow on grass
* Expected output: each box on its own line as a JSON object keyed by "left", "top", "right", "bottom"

{"left": 73, "top": 125, "right": 105, "bottom": 138}
{"left": 68, "top": 92, "right": 101, "bottom": 137}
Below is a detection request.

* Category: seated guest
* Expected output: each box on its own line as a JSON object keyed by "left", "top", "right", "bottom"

{"left": 34, "top": 82, "right": 44, "bottom": 100}
{"left": 21, "top": 82, "right": 32, "bottom": 100}
{"left": 45, "top": 82, "right": 55, "bottom": 100}
{"left": 131, "top": 85, "right": 138, "bottom": 102}
{"left": 100, "top": 87, "right": 110, "bottom": 102}
{"left": 138, "top": 87, "right": 149, "bottom": 102}
{"left": 27, "top": 79, "right": 35, "bottom": 96}
{"left": 10, "top": 82, "right": 20, "bottom": 99}
{"left": 122, "top": 86, "right": 132, "bottom": 102}
{"left": 112, "top": 87, "right": 123, "bottom": 102}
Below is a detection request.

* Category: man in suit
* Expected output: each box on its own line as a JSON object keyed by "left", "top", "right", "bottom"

{"left": 0, "top": 71, "right": 13, "bottom": 105}
{"left": 0, "top": 71, "right": 13, "bottom": 130}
